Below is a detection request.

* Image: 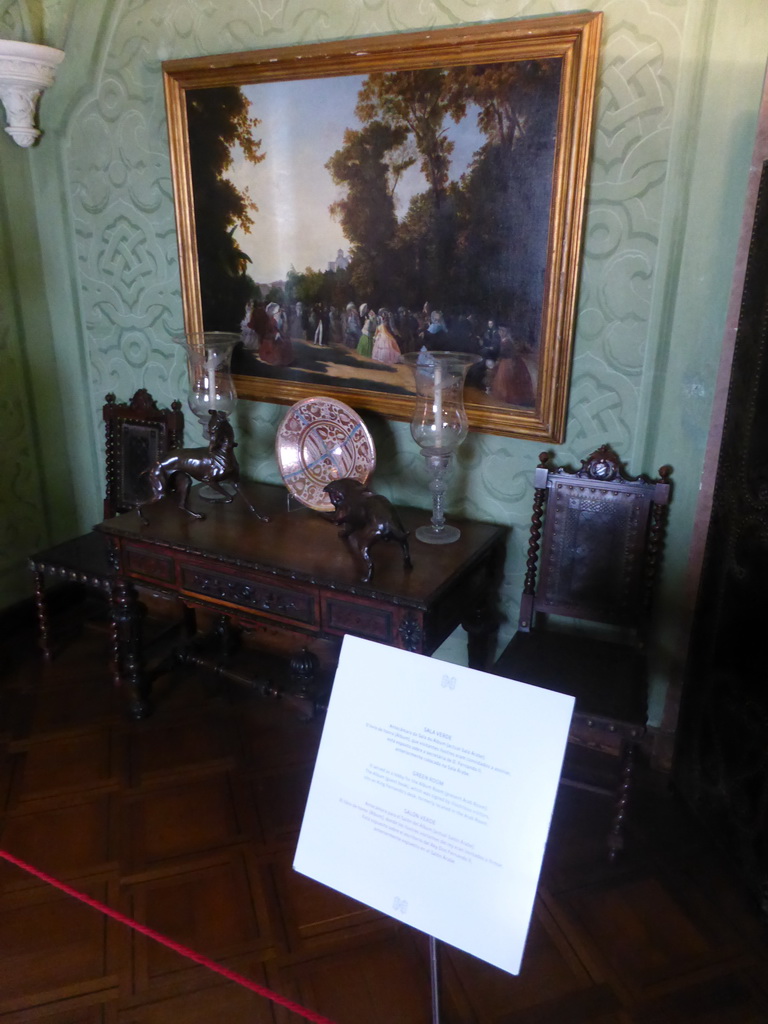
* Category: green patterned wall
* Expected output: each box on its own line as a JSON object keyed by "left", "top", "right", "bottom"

{"left": 2, "top": 0, "right": 768, "bottom": 746}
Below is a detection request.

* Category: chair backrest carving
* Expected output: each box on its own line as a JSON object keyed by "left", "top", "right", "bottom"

{"left": 519, "top": 444, "right": 671, "bottom": 635}
{"left": 103, "top": 389, "right": 184, "bottom": 518}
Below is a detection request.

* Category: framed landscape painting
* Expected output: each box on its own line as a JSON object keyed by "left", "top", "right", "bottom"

{"left": 163, "top": 13, "right": 602, "bottom": 441}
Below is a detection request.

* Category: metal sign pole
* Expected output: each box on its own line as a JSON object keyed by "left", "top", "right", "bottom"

{"left": 429, "top": 935, "right": 441, "bottom": 1024}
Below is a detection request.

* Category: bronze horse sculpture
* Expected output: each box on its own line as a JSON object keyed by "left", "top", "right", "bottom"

{"left": 139, "top": 410, "right": 269, "bottom": 524}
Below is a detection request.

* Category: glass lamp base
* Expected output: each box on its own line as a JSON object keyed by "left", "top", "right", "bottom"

{"left": 416, "top": 523, "right": 461, "bottom": 545}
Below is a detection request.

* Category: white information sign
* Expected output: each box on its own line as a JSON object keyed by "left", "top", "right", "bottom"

{"left": 293, "top": 635, "right": 574, "bottom": 975}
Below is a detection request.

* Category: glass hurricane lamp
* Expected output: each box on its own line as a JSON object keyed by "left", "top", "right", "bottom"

{"left": 173, "top": 330, "right": 241, "bottom": 500}
{"left": 173, "top": 331, "right": 240, "bottom": 437}
{"left": 405, "top": 350, "right": 476, "bottom": 544}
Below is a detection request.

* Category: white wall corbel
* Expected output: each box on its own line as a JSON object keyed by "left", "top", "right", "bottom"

{"left": 0, "top": 39, "right": 65, "bottom": 147}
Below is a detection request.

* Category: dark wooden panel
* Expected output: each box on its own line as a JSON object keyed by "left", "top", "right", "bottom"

{"left": 126, "top": 852, "right": 275, "bottom": 994}
{"left": 0, "top": 795, "right": 116, "bottom": 892}
{"left": 121, "top": 775, "right": 254, "bottom": 871}
{"left": 0, "top": 883, "right": 118, "bottom": 1015}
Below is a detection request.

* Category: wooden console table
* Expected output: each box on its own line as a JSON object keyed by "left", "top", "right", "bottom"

{"left": 95, "top": 481, "right": 507, "bottom": 718}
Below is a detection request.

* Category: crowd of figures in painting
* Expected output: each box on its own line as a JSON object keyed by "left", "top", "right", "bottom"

{"left": 241, "top": 298, "right": 537, "bottom": 408}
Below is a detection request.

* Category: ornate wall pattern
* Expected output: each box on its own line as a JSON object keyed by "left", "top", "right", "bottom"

{"left": 0, "top": 1, "right": 25, "bottom": 38}
{"left": 2, "top": 0, "right": 764, "bottom": 736}
{"left": 0, "top": 0, "right": 56, "bottom": 603}
{"left": 0, "top": 205, "right": 50, "bottom": 601}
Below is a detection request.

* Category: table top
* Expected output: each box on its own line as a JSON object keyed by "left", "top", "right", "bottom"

{"left": 96, "top": 481, "right": 507, "bottom": 606}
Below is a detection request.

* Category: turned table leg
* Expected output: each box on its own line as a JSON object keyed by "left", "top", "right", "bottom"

{"left": 112, "top": 577, "right": 150, "bottom": 719}
{"left": 462, "top": 587, "right": 500, "bottom": 670}
{"left": 463, "top": 612, "right": 498, "bottom": 671}
{"left": 462, "top": 538, "right": 504, "bottom": 670}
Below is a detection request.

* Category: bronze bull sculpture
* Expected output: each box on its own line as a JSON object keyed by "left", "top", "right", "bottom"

{"left": 323, "top": 478, "right": 412, "bottom": 583}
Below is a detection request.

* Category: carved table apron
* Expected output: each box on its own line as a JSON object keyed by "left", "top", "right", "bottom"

{"left": 96, "top": 481, "right": 507, "bottom": 718}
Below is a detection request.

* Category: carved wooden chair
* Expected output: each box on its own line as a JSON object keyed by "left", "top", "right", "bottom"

{"left": 102, "top": 389, "right": 184, "bottom": 518}
{"left": 494, "top": 444, "right": 672, "bottom": 859}
{"left": 29, "top": 389, "right": 183, "bottom": 663}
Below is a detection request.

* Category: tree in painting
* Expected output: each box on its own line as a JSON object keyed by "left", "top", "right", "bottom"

{"left": 186, "top": 87, "right": 265, "bottom": 329}
{"left": 454, "top": 61, "right": 561, "bottom": 341}
{"left": 351, "top": 68, "right": 467, "bottom": 304}
{"left": 327, "top": 60, "right": 561, "bottom": 341}
{"left": 326, "top": 120, "right": 407, "bottom": 304}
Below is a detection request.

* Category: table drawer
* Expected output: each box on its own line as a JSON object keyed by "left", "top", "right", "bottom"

{"left": 322, "top": 594, "right": 399, "bottom": 644}
{"left": 124, "top": 543, "right": 176, "bottom": 584}
{"left": 180, "top": 562, "right": 317, "bottom": 626}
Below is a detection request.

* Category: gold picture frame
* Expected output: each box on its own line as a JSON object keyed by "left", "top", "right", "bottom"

{"left": 163, "top": 13, "right": 602, "bottom": 441}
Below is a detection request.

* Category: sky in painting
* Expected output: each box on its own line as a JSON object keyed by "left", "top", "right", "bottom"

{"left": 226, "top": 75, "right": 484, "bottom": 285}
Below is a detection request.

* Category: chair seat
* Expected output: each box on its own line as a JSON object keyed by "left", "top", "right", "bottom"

{"left": 29, "top": 532, "right": 115, "bottom": 586}
{"left": 28, "top": 390, "right": 184, "bottom": 671}
{"left": 495, "top": 629, "right": 648, "bottom": 740}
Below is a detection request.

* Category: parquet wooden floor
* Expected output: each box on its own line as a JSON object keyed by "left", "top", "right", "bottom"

{"left": 1, "top": 614, "right": 767, "bottom": 1023}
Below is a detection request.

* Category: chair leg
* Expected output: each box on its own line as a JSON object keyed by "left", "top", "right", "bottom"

{"left": 32, "top": 569, "right": 52, "bottom": 661}
{"left": 608, "top": 740, "right": 635, "bottom": 862}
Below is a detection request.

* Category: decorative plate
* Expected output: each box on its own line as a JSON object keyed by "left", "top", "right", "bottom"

{"left": 275, "top": 397, "right": 376, "bottom": 511}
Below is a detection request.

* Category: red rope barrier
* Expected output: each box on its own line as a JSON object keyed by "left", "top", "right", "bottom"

{"left": 0, "top": 849, "right": 337, "bottom": 1024}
